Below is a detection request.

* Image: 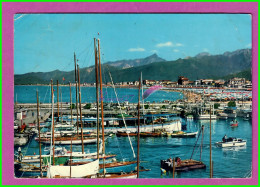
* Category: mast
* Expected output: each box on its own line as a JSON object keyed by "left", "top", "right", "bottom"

{"left": 77, "top": 64, "right": 84, "bottom": 154}
{"left": 51, "top": 80, "right": 55, "bottom": 165}
{"left": 98, "top": 39, "right": 105, "bottom": 177}
{"left": 141, "top": 72, "right": 145, "bottom": 115}
{"left": 36, "top": 90, "right": 42, "bottom": 177}
{"left": 57, "top": 80, "right": 59, "bottom": 121}
{"left": 69, "top": 82, "right": 73, "bottom": 178}
{"left": 60, "top": 89, "right": 63, "bottom": 122}
{"left": 141, "top": 72, "right": 145, "bottom": 129}
{"left": 94, "top": 38, "right": 100, "bottom": 160}
{"left": 210, "top": 105, "right": 213, "bottom": 178}
{"left": 70, "top": 136, "right": 72, "bottom": 178}
{"left": 74, "top": 52, "right": 79, "bottom": 136}
{"left": 69, "top": 82, "right": 73, "bottom": 124}
{"left": 137, "top": 78, "right": 141, "bottom": 178}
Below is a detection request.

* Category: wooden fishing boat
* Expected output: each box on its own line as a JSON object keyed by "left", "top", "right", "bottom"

{"left": 140, "top": 132, "right": 161, "bottom": 137}
{"left": 36, "top": 136, "right": 98, "bottom": 145}
{"left": 68, "top": 160, "right": 136, "bottom": 169}
{"left": 99, "top": 172, "right": 137, "bottom": 179}
{"left": 116, "top": 131, "right": 137, "bottom": 137}
{"left": 160, "top": 159, "right": 206, "bottom": 172}
{"left": 160, "top": 126, "right": 206, "bottom": 174}
{"left": 170, "top": 131, "right": 198, "bottom": 138}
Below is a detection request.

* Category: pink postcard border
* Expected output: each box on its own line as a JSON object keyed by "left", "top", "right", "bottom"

{"left": 2, "top": 2, "right": 258, "bottom": 185}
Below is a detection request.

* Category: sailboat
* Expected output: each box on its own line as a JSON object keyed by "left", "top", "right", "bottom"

{"left": 160, "top": 125, "right": 206, "bottom": 172}
{"left": 46, "top": 78, "right": 100, "bottom": 178}
{"left": 93, "top": 38, "right": 138, "bottom": 179}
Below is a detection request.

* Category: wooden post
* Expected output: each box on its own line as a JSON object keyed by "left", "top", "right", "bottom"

{"left": 98, "top": 39, "right": 105, "bottom": 177}
{"left": 51, "top": 80, "right": 55, "bottom": 165}
{"left": 94, "top": 38, "right": 100, "bottom": 160}
{"left": 36, "top": 91, "right": 42, "bottom": 177}
{"left": 210, "top": 105, "right": 213, "bottom": 178}
{"left": 77, "top": 64, "right": 84, "bottom": 154}
{"left": 57, "top": 80, "right": 59, "bottom": 121}
{"left": 137, "top": 78, "right": 141, "bottom": 178}
{"left": 172, "top": 157, "right": 175, "bottom": 179}
{"left": 74, "top": 53, "right": 79, "bottom": 136}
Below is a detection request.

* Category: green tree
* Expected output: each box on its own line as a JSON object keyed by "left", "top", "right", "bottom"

{"left": 84, "top": 103, "right": 91, "bottom": 109}
{"left": 144, "top": 104, "right": 149, "bottom": 109}
{"left": 214, "top": 103, "right": 220, "bottom": 109}
{"left": 161, "top": 105, "right": 166, "bottom": 109}
{"left": 227, "top": 101, "right": 236, "bottom": 107}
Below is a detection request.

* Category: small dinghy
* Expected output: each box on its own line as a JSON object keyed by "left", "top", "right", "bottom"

{"left": 215, "top": 137, "right": 246, "bottom": 148}
{"left": 230, "top": 120, "right": 238, "bottom": 127}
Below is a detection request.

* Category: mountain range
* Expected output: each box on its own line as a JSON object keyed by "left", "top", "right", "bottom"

{"left": 14, "top": 48, "right": 252, "bottom": 85}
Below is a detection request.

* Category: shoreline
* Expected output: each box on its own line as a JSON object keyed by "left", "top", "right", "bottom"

{"left": 14, "top": 84, "right": 252, "bottom": 91}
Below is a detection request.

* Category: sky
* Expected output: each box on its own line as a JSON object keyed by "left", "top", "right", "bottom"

{"left": 14, "top": 14, "right": 252, "bottom": 74}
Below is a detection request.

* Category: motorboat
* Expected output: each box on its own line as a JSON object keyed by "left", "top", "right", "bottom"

{"left": 216, "top": 113, "right": 228, "bottom": 120}
{"left": 215, "top": 137, "right": 246, "bottom": 147}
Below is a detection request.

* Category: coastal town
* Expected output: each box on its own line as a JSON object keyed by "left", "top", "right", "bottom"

{"left": 30, "top": 76, "right": 252, "bottom": 90}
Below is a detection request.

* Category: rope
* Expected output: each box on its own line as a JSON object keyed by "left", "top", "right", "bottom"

{"left": 43, "top": 84, "right": 50, "bottom": 104}
{"left": 107, "top": 70, "right": 136, "bottom": 158}
{"left": 190, "top": 125, "right": 204, "bottom": 160}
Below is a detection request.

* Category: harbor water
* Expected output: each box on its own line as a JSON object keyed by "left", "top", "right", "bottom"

{"left": 14, "top": 86, "right": 252, "bottom": 178}
{"left": 14, "top": 85, "right": 182, "bottom": 103}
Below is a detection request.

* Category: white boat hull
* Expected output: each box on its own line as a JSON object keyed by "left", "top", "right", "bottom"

{"left": 40, "top": 138, "right": 98, "bottom": 145}
{"left": 198, "top": 115, "right": 217, "bottom": 120}
{"left": 216, "top": 141, "right": 246, "bottom": 147}
{"left": 47, "top": 159, "right": 99, "bottom": 178}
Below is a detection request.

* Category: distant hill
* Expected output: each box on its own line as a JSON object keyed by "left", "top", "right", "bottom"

{"left": 105, "top": 53, "right": 166, "bottom": 69}
{"left": 220, "top": 68, "right": 252, "bottom": 81}
{"left": 106, "top": 48, "right": 252, "bottom": 82}
{"left": 14, "top": 48, "right": 252, "bottom": 85}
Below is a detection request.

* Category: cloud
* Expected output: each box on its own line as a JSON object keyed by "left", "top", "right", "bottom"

{"left": 246, "top": 43, "right": 252, "bottom": 48}
{"left": 128, "top": 48, "right": 145, "bottom": 52}
{"left": 173, "top": 49, "right": 179, "bottom": 52}
{"left": 156, "top": 42, "right": 173, "bottom": 47}
{"left": 203, "top": 48, "right": 209, "bottom": 52}
{"left": 150, "top": 50, "right": 158, "bottom": 53}
{"left": 156, "top": 41, "right": 184, "bottom": 48}
{"left": 175, "top": 43, "right": 183, "bottom": 47}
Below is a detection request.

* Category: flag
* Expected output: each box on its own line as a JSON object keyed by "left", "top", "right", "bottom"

{"left": 142, "top": 85, "right": 163, "bottom": 100}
